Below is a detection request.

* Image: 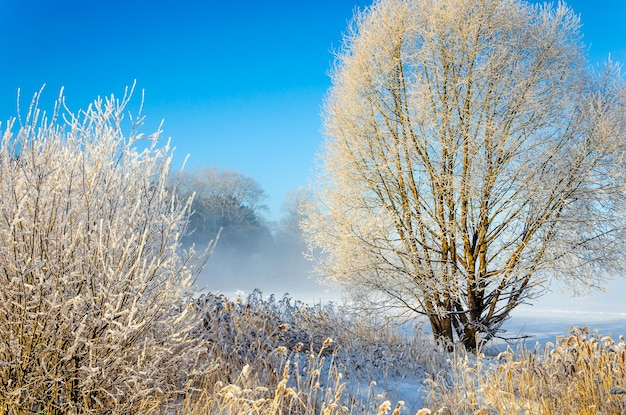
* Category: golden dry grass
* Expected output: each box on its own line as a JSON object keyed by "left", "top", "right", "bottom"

{"left": 4, "top": 287, "right": 624, "bottom": 414}
{"left": 166, "top": 292, "right": 445, "bottom": 415}
{"left": 426, "top": 326, "right": 626, "bottom": 415}
{"left": 175, "top": 338, "right": 349, "bottom": 415}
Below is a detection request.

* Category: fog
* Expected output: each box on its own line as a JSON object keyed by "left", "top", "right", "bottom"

{"left": 192, "top": 231, "right": 626, "bottom": 353}
{"left": 196, "top": 237, "right": 626, "bottom": 347}
{"left": 196, "top": 238, "right": 339, "bottom": 304}
{"left": 503, "top": 277, "right": 626, "bottom": 344}
{"left": 197, "top": 239, "right": 626, "bottom": 316}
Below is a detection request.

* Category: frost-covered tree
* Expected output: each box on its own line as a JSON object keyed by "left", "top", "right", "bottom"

{"left": 0, "top": 87, "right": 214, "bottom": 412}
{"left": 175, "top": 167, "right": 271, "bottom": 257}
{"left": 175, "top": 166, "right": 271, "bottom": 252}
{"left": 303, "top": 0, "right": 626, "bottom": 351}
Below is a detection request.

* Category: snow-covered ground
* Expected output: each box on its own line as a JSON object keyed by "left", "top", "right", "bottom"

{"left": 503, "top": 309, "right": 626, "bottom": 351}
{"left": 199, "top": 269, "right": 626, "bottom": 414}
{"left": 502, "top": 278, "right": 626, "bottom": 350}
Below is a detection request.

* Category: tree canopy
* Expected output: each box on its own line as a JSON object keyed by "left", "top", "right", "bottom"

{"left": 303, "top": 0, "right": 626, "bottom": 350}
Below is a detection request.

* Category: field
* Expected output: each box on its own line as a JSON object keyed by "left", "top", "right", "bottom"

{"left": 169, "top": 289, "right": 626, "bottom": 415}
{"left": 3, "top": 83, "right": 625, "bottom": 414}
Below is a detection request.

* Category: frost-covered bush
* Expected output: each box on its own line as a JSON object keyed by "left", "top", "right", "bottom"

{"left": 0, "top": 87, "right": 213, "bottom": 413}
{"left": 481, "top": 327, "right": 626, "bottom": 415}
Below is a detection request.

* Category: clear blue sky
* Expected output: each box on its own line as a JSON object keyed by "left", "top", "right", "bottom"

{"left": 0, "top": 0, "right": 625, "bottom": 220}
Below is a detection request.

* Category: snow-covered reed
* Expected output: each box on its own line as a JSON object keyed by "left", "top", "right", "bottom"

{"left": 425, "top": 327, "right": 626, "bottom": 414}
{"left": 176, "top": 290, "right": 445, "bottom": 414}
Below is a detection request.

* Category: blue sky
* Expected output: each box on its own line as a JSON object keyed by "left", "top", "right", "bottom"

{"left": 1, "top": 1, "right": 625, "bottom": 220}
{"left": 0, "top": 0, "right": 367, "bottom": 219}
{"left": 1, "top": 1, "right": 625, "bottom": 315}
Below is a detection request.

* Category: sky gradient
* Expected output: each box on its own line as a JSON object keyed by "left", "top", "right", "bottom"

{"left": 1, "top": 0, "right": 625, "bottom": 218}
{"left": 0, "top": 0, "right": 369, "bottom": 219}
{"left": 1, "top": 1, "right": 626, "bottom": 314}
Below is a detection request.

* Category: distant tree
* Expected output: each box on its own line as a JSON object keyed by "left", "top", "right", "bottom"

{"left": 303, "top": 0, "right": 626, "bottom": 351}
{"left": 275, "top": 189, "right": 310, "bottom": 247}
{"left": 273, "top": 189, "right": 312, "bottom": 268}
{"left": 0, "top": 87, "right": 213, "bottom": 412}
{"left": 175, "top": 167, "right": 272, "bottom": 252}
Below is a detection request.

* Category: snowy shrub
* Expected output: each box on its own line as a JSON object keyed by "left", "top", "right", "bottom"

{"left": 0, "top": 87, "right": 214, "bottom": 413}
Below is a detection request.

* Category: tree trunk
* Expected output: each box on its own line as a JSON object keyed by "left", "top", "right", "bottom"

{"left": 460, "top": 325, "right": 478, "bottom": 352}
{"left": 429, "top": 315, "right": 455, "bottom": 352}
{"left": 430, "top": 312, "right": 481, "bottom": 352}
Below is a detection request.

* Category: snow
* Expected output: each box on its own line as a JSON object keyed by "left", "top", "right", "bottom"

{"left": 198, "top": 275, "right": 626, "bottom": 414}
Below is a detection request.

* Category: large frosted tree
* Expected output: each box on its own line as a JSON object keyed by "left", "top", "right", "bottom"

{"left": 303, "top": 0, "right": 626, "bottom": 350}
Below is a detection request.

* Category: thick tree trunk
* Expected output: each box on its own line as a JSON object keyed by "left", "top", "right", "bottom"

{"left": 460, "top": 325, "right": 478, "bottom": 352}
{"left": 429, "top": 312, "right": 481, "bottom": 352}
{"left": 429, "top": 315, "right": 455, "bottom": 352}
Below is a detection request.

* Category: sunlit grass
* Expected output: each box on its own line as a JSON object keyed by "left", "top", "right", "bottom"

{"left": 166, "top": 290, "right": 445, "bottom": 415}
{"left": 425, "top": 326, "right": 626, "bottom": 415}
{"left": 157, "top": 293, "right": 626, "bottom": 415}
{"left": 4, "top": 284, "right": 625, "bottom": 414}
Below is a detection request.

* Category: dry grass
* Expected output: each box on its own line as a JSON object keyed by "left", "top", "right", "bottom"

{"left": 164, "top": 290, "right": 443, "bottom": 415}
{"left": 5, "top": 282, "right": 626, "bottom": 414}
{"left": 425, "top": 326, "right": 626, "bottom": 415}
{"left": 176, "top": 338, "right": 348, "bottom": 415}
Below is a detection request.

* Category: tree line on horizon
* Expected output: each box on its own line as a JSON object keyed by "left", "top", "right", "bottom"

{"left": 169, "top": 166, "right": 314, "bottom": 293}
{"left": 171, "top": 166, "right": 305, "bottom": 253}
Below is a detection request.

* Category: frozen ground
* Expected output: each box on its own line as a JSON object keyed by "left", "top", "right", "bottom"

{"left": 501, "top": 278, "right": 626, "bottom": 350}
{"left": 199, "top": 272, "right": 626, "bottom": 414}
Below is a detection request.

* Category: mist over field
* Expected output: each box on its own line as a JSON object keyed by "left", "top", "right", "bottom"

{"left": 199, "top": 243, "right": 626, "bottom": 310}
{"left": 197, "top": 242, "right": 337, "bottom": 303}
{"left": 196, "top": 232, "right": 626, "bottom": 350}
{"left": 181, "top": 165, "right": 626, "bottom": 353}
